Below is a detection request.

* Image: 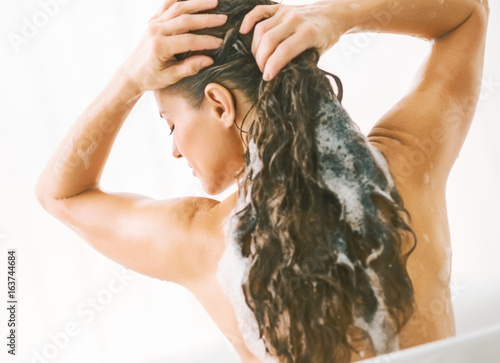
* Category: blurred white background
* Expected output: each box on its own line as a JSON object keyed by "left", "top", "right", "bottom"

{"left": 0, "top": 0, "right": 498, "bottom": 362}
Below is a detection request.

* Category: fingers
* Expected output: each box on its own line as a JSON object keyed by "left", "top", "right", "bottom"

{"left": 263, "top": 32, "right": 311, "bottom": 81}
{"left": 241, "top": 4, "right": 308, "bottom": 81}
{"left": 241, "top": 4, "right": 326, "bottom": 81}
{"left": 155, "top": 33, "right": 224, "bottom": 61}
{"left": 157, "top": 0, "right": 219, "bottom": 23}
{"left": 149, "top": 0, "right": 177, "bottom": 22}
{"left": 250, "top": 13, "right": 282, "bottom": 57}
{"left": 147, "top": 0, "right": 227, "bottom": 57}
{"left": 158, "top": 13, "right": 227, "bottom": 35}
{"left": 239, "top": 4, "right": 280, "bottom": 34}
{"left": 253, "top": 20, "right": 293, "bottom": 76}
{"left": 167, "top": 55, "right": 214, "bottom": 84}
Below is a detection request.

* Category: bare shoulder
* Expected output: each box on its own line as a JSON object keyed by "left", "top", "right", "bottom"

{"left": 153, "top": 191, "right": 239, "bottom": 285}
{"left": 367, "top": 138, "right": 456, "bottom": 343}
{"left": 39, "top": 186, "right": 239, "bottom": 289}
{"left": 366, "top": 137, "right": 449, "bottom": 248}
{"left": 176, "top": 191, "right": 238, "bottom": 287}
{"left": 366, "top": 3, "right": 488, "bottom": 193}
{"left": 365, "top": 136, "right": 450, "bottom": 278}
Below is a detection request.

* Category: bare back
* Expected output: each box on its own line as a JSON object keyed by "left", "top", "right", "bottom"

{"left": 183, "top": 137, "right": 454, "bottom": 362}
{"left": 35, "top": 1, "right": 488, "bottom": 362}
{"left": 183, "top": 4, "right": 489, "bottom": 360}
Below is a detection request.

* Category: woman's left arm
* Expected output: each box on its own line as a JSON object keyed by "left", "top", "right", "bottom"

{"left": 241, "top": 0, "right": 483, "bottom": 80}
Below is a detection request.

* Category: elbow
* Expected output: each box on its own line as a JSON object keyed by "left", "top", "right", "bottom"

{"left": 34, "top": 178, "right": 49, "bottom": 212}
{"left": 34, "top": 177, "right": 57, "bottom": 214}
{"left": 435, "top": 2, "right": 489, "bottom": 40}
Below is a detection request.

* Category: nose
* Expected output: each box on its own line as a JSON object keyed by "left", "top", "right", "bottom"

{"left": 172, "top": 139, "right": 183, "bottom": 159}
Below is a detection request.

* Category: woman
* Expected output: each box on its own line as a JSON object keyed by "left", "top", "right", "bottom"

{"left": 35, "top": 0, "right": 489, "bottom": 361}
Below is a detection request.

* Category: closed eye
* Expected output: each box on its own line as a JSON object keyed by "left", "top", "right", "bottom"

{"left": 159, "top": 113, "right": 175, "bottom": 136}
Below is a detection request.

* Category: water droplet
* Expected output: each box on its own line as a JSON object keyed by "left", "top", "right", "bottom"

{"left": 439, "top": 247, "right": 452, "bottom": 282}
{"left": 423, "top": 234, "right": 430, "bottom": 243}
{"left": 429, "top": 162, "right": 434, "bottom": 169}
{"left": 423, "top": 173, "right": 430, "bottom": 184}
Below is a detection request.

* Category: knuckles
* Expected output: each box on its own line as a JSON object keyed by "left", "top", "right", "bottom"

{"left": 300, "top": 22, "right": 319, "bottom": 39}
{"left": 284, "top": 10, "right": 301, "bottom": 24}
{"left": 150, "top": 38, "right": 164, "bottom": 57}
{"left": 185, "top": 61, "right": 199, "bottom": 75}
{"left": 253, "top": 21, "right": 266, "bottom": 39}
{"left": 146, "top": 21, "right": 161, "bottom": 37}
{"left": 168, "top": 2, "right": 183, "bottom": 17}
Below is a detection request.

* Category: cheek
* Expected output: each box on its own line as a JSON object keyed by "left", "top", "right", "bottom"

{"left": 183, "top": 120, "right": 244, "bottom": 183}
{"left": 178, "top": 122, "right": 217, "bottom": 168}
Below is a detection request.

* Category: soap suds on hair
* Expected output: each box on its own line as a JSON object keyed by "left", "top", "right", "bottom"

{"left": 315, "top": 97, "right": 396, "bottom": 235}
{"left": 217, "top": 212, "right": 278, "bottom": 362}
{"left": 353, "top": 268, "right": 399, "bottom": 354}
{"left": 314, "top": 97, "right": 406, "bottom": 354}
{"left": 217, "top": 95, "right": 403, "bottom": 359}
{"left": 218, "top": 187, "right": 279, "bottom": 362}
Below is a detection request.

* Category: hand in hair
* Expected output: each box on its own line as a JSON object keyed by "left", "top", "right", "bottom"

{"left": 239, "top": 0, "right": 343, "bottom": 81}
{"left": 121, "top": 0, "right": 226, "bottom": 93}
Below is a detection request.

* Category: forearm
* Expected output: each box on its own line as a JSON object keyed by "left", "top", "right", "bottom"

{"left": 328, "top": 0, "right": 480, "bottom": 40}
{"left": 35, "top": 66, "right": 143, "bottom": 203}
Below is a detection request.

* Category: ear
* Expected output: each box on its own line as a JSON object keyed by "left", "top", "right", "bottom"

{"left": 203, "top": 83, "right": 236, "bottom": 129}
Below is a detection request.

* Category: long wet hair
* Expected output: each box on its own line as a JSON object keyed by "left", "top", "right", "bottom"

{"left": 167, "top": 0, "right": 417, "bottom": 361}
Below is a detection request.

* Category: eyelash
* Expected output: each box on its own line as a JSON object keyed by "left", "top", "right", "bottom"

{"left": 159, "top": 114, "right": 174, "bottom": 136}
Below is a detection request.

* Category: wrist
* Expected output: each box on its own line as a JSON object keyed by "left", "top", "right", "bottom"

{"left": 314, "top": 0, "right": 356, "bottom": 36}
{"left": 324, "top": 0, "right": 405, "bottom": 35}
{"left": 114, "top": 63, "right": 145, "bottom": 104}
{"left": 91, "top": 65, "right": 144, "bottom": 124}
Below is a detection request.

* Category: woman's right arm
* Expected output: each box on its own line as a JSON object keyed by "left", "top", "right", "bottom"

{"left": 35, "top": 0, "right": 227, "bottom": 287}
{"left": 241, "top": 0, "right": 489, "bottom": 188}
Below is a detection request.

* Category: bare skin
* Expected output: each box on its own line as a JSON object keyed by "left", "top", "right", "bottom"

{"left": 35, "top": 0, "right": 489, "bottom": 362}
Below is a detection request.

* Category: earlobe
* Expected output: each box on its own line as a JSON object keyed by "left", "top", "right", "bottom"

{"left": 203, "top": 83, "right": 236, "bottom": 128}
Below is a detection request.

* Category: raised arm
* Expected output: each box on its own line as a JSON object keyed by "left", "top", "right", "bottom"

{"left": 359, "top": 0, "right": 489, "bottom": 187}
{"left": 240, "top": 0, "right": 489, "bottom": 188}
{"left": 35, "top": 0, "right": 227, "bottom": 286}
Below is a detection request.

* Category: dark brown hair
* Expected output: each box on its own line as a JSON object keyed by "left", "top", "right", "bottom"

{"left": 167, "top": 0, "right": 416, "bottom": 361}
